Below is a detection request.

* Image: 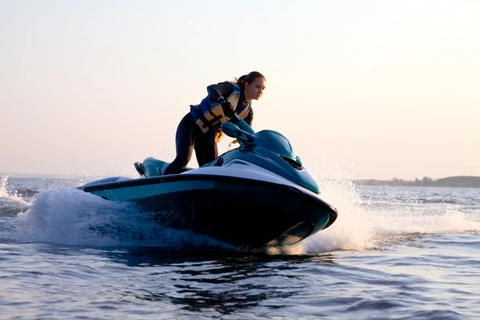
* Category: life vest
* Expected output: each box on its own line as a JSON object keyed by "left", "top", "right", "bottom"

{"left": 191, "top": 83, "right": 249, "bottom": 133}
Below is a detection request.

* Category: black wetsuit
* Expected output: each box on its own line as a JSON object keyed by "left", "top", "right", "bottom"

{"left": 164, "top": 82, "right": 253, "bottom": 174}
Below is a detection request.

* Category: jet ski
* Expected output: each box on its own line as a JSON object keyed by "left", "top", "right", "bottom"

{"left": 79, "top": 120, "right": 338, "bottom": 249}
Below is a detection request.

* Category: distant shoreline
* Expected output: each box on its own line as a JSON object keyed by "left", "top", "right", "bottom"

{"left": 2, "top": 173, "right": 480, "bottom": 188}
{"left": 355, "top": 176, "right": 480, "bottom": 188}
{"left": 0, "top": 173, "right": 108, "bottom": 180}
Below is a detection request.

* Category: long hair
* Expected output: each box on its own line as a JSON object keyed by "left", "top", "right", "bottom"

{"left": 235, "top": 71, "right": 266, "bottom": 91}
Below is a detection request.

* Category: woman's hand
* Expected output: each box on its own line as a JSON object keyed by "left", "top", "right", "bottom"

{"left": 218, "top": 99, "right": 235, "bottom": 118}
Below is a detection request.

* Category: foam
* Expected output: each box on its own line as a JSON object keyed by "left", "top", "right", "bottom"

{"left": 2, "top": 173, "right": 479, "bottom": 254}
{"left": 7, "top": 188, "right": 231, "bottom": 249}
{"left": 0, "top": 176, "right": 31, "bottom": 217}
{"left": 301, "top": 169, "right": 480, "bottom": 254}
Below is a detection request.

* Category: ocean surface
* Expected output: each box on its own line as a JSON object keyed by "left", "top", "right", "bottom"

{"left": 1, "top": 174, "right": 479, "bottom": 319}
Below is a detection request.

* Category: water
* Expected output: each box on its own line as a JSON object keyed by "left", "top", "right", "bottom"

{"left": 1, "top": 174, "right": 480, "bottom": 319}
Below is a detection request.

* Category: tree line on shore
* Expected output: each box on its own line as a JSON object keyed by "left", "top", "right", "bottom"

{"left": 355, "top": 176, "right": 480, "bottom": 188}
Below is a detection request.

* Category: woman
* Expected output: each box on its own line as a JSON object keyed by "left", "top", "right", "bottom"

{"left": 164, "top": 71, "right": 266, "bottom": 174}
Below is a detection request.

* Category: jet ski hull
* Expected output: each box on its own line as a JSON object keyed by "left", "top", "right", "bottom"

{"left": 80, "top": 174, "right": 337, "bottom": 249}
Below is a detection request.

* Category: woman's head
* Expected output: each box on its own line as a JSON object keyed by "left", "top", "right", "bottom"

{"left": 236, "top": 71, "right": 266, "bottom": 102}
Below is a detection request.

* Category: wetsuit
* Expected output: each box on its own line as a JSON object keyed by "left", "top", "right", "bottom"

{"left": 164, "top": 82, "right": 253, "bottom": 174}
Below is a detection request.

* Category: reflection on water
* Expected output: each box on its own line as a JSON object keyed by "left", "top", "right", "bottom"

{"left": 3, "top": 179, "right": 480, "bottom": 319}
{"left": 103, "top": 247, "right": 337, "bottom": 314}
{"left": 6, "top": 235, "right": 480, "bottom": 319}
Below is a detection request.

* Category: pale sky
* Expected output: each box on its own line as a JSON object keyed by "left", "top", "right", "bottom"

{"left": 1, "top": 0, "right": 479, "bottom": 180}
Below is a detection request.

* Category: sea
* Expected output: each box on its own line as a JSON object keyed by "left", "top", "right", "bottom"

{"left": 1, "top": 174, "right": 479, "bottom": 319}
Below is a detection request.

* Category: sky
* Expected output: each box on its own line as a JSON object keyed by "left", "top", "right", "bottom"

{"left": 1, "top": 0, "right": 479, "bottom": 180}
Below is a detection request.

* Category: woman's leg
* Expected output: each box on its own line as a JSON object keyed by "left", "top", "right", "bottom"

{"left": 164, "top": 113, "right": 196, "bottom": 174}
{"left": 194, "top": 134, "right": 218, "bottom": 167}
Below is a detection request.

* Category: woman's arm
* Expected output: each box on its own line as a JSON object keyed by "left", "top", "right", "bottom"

{"left": 206, "top": 82, "right": 234, "bottom": 103}
{"left": 243, "top": 108, "right": 254, "bottom": 127}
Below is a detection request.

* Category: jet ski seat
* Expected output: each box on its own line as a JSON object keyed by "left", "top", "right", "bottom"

{"left": 134, "top": 157, "right": 171, "bottom": 177}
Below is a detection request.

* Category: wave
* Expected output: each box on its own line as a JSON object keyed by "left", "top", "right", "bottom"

{"left": 1, "top": 187, "right": 233, "bottom": 249}
{"left": 0, "top": 176, "right": 31, "bottom": 217}
{"left": 1, "top": 173, "right": 479, "bottom": 254}
{"left": 393, "top": 197, "right": 457, "bottom": 204}
{"left": 14, "top": 188, "right": 39, "bottom": 198}
{"left": 299, "top": 174, "right": 480, "bottom": 254}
